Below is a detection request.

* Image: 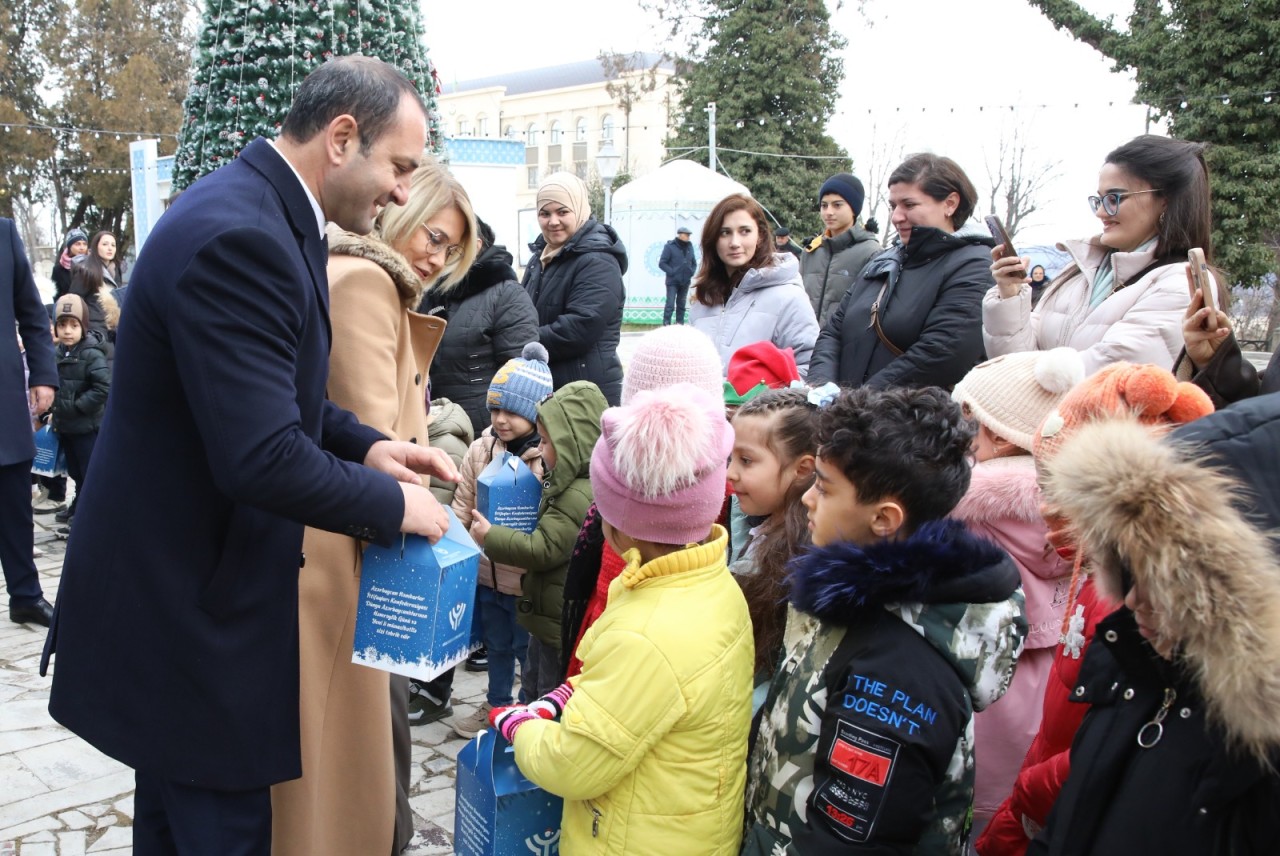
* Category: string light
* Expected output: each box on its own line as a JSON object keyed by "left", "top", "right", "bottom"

{"left": 0, "top": 121, "right": 178, "bottom": 140}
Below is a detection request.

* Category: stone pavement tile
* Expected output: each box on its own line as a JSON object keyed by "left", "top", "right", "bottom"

{"left": 402, "top": 823, "right": 451, "bottom": 855}
{"left": 18, "top": 840, "right": 55, "bottom": 856}
{"left": 0, "top": 816, "right": 59, "bottom": 842}
{"left": 411, "top": 720, "right": 455, "bottom": 747}
{"left": 94, "top": 815, "right": 117, "bottom": 830}
{"left": 0, "top": 700, "right": 56, "bottom": 733}
{"left": 16, "top": 738, "right": 127, "bottom": 792}
{"left": 428, "top": 738, "right": 466, "bottom": 761}
{"left": 111, "top": 796, "right": 132, "bottom": 820}
{"left": 0, "top": 725, "right": 68, "bottom": 756}
{"left": 0, "top": 755, "right": 49, "bottom": 801}
{"left": 408, "top": 787, "right": 454, "bottom": 827}
{"left": 58, "top": 829, "right": 87, "bottom": 856}
{"left": 56, "top": 811, "right": 93, "bottom": 830}
{"left": 429, "top": 809, "right": 454, "bottom": 835}
{"left": 0, "top": 770, "right": 134, "bottom": 836}
{"left": 86, "top": 826, "right": 130, "bottom": 852}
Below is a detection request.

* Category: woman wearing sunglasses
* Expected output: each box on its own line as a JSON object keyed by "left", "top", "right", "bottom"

{"left": 983, "top": 135, "right": 1213, "bottom": 374}
{"left": 271, "top": 159, "right": 478, "bottom": 856}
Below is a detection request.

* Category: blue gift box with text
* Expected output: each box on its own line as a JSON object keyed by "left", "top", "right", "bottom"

{"left": 455, "top": 728, "right": 562, "bottom": 856}
{"left": 352, "top": 506, "right": 480, "bottom": 681}
{"left": 476, "top": 450, "right": 543, "bottom": 534}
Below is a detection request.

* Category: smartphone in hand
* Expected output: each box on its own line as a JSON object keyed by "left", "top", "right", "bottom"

{"left": 985, "top": 215, "right": 1024, "bottom": 275}
{"left": 1188, "top": 248, "right": 1217, "bottom": 332}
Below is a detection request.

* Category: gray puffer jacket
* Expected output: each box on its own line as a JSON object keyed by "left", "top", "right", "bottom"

{"left": 420, "top": 243, "right": 539, "bottom": 436}
{"left": 801, "top": 225, "right": 880, "bottom": 325}
{"left": 688, "top": 253, "right": 820, "bottom": 377}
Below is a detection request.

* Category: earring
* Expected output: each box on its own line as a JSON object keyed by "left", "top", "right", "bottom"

{"left": 1159, "top": 211, "right": 1166, "bottom": 226}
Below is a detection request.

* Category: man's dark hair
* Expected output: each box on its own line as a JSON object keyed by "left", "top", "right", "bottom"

{"left": 280, "top": 56, "right": 426, "bottom": 153}
{"left": 816, "top": 386, "right": 974, "bottom": 529}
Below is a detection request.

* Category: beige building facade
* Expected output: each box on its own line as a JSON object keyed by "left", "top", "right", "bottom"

{"left": 438, "top": 54, "right": 677, "bottom": 215}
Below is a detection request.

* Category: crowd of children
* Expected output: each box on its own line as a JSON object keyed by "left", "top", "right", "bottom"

{"left": 413, "top": 316, "right": 1280, "bottom": 856}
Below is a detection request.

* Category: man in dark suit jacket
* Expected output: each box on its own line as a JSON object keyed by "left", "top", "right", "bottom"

{"left": 1, "top": 219, "right": 57, "bottom": 626}
{"left": 41, "top": 57, "right": 455, "bottom": 854}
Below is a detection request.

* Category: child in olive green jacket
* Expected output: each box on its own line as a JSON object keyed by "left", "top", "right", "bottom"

{"left": 468, "top": 379, "right": 608, "bottom": 698}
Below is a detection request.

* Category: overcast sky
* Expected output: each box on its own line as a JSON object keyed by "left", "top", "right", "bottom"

{"left": 421, "top": 0, "right": 1149, "bottom": 246}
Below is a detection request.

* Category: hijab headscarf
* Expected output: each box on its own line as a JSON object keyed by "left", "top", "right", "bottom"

{"left": 536, "top": 172, "right": 592, "bottom": 264}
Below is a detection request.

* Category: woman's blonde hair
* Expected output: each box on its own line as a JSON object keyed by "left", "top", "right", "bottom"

{"left": 375, "top": 158, "right": 478, "bottom": 292}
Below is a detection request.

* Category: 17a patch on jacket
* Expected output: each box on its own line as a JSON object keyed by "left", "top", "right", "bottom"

{"left": 813, "top": 721, "right": 900, "bottom": 843}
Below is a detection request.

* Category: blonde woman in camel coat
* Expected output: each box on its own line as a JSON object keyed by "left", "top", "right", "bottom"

{"left": 271, "top": 161, "right": 478, "bottom": 856}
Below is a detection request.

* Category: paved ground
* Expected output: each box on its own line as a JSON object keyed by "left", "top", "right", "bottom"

{"left": 0, "top": 508, "right": 497, "bottom": 856}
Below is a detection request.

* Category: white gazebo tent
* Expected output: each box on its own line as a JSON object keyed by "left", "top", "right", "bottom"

{"left": 609, "top": 159, "right": 748, "bottom": 323}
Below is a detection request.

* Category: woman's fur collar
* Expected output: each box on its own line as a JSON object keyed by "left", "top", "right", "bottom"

{"left": 100, "top": 288, "right": 121, "bottom": 331}
{"left": 788, "top": 518, "right": 1015, "bottom": 624}
{"left": 326, "top": 226, "right": 428, "bottom": 310}
{"left": 1046, "top": 418, "right": 1280, "bottom": 759}
{"left": 952, "top": 455, "right": 1042, "bottom": 524}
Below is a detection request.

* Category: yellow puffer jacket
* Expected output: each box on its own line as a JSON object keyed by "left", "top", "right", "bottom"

{"left": 512, "top": 526, "right": 754, "bottom": 855}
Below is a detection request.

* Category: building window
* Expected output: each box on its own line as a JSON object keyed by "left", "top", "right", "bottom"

{"left": 526, "top": 122, "right": 543, "bottom": 147}
{"left": 440, "top": 119, "right": 452, "bottom": 138}
{"left": 476, "top": 115, "right": 489, "bottom": 137}
{"left": 457, "top": 118, "right": 471, "bottom": 136}
{"left": 575, "top": 117, "right": 588, "bottom": 142}
{"left": 504, "top": 124, "right": 517, "bottom": 140}
{"left": 549, "top": 120, "right": 564, "bottom": 145}
{"left": 528, "top": 166, "right": 539, "bottom": 189}
{"left": 601, "top": 114, "right": 615, "bottom": 143}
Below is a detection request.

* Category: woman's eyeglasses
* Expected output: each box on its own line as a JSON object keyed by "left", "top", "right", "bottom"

{"left": 1088, "top": 189, "right": 1161, "bottom": 217}
{"left": 422, "top": 225, "right": 463, "bottom": 263}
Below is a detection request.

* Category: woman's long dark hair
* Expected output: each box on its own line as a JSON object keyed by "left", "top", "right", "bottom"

{"left": 692, "top": 193, "right": 774, "bottom": 308}
{"left": 70, "top": 254, "right": 106, "bottom": 297}
{"left": 732, "top": 388, "right": 817, "bottom": 677}
{"left": 1105, "top": 135, "right": 1214, "bottom": 263}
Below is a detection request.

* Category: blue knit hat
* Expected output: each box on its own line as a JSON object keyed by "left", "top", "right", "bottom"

{"left": 488, "top": 342, "right": 553, "bottom": 424}
{"left": 818, "top": 173, "right": 865, "bottom": 217}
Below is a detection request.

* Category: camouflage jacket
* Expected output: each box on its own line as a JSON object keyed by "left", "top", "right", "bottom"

{"left": 743, "top": 520, "right": 1027, "bottom": 854}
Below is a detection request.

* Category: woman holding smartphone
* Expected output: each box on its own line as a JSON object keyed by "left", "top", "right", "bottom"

{"left": 983, "top": 135, "right": 1212, "bottom": 374}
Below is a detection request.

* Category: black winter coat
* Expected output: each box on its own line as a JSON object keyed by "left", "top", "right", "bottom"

{"left": 52, "top": 331, "right": 110, "bottom": 436}
{"left": 1029, "top": 610, "right": 1280, "bottom": 856}
{"left": 808, "top": 227, "right": 993, "bottom": 390}
{"left": 523, "top": 219, "right": 626, "bottom": 405}
{"left": 420, "top": 243, "right": 539, "bottom": 436}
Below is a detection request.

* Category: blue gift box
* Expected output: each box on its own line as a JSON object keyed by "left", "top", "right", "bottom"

{"left": 476, "top": 451, "right": 543, "bottom": 534}
{"left": 32, "top": 425, "right": 67, "bottom": 477}
{"left": 352, "top": 506, "right": 481, "bottom": 681}
{"left": 455, "top": 728, "right": 563, "bottom": 856}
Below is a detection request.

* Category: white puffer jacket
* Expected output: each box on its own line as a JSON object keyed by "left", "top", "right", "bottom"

{"left": 982, "top": 236, "right": 1197, "bottom": 374}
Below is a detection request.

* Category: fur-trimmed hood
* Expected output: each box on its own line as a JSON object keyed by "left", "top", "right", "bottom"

{"left": 788, "top": 520, "right": 1026, "bottom": 710}
{"left": 326, "top": 225, "right": 427, "bottom": 310}
{"left": 422, "top": 242, "right": 516, "bottom": 308}
{"left": 952, "top": 455, "right": 1043, "bottom": 524}
{"left": 1045, "top": 417, "right": 1280, "bottom": 759}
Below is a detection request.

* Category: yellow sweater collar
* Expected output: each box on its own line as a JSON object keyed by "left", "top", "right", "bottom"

{"left": 619, "top": 525, "right": 728, "bottom": 590}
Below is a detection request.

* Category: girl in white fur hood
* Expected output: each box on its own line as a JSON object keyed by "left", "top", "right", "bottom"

{"left": 950, "top": 347, "right": 1084, "bottom": 843}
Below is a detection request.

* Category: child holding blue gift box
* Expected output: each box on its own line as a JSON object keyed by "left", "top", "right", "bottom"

{"left": 449, "top": 343, "right": 553, "bottom": 738}
{"left": 469, "top": 376, "right": 607, "bottom": 704}
{"left": 488, "top": 384, "right": 754, "bottom": 854}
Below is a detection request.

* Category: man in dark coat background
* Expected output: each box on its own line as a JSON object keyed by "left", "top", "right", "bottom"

{"left": 1, "top": 218, "right": 57, "bottom": 627}
{"left": 658, "top": 225, "right": 696, "bottom": 326}
{"left": 40, "top": 57, "right": 458, "bottom": 854}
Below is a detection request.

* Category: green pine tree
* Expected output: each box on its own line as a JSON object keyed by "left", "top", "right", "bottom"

{"left": 1028, "top": 0, "right": 1280, "bottom": 290}
{"left": 666, "top": 0, "right": 850, "bottom": 236}
{"left": 173, "top": 0, "right": 443, "bottom": 189}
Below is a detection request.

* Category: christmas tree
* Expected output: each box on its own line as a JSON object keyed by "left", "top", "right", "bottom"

{"left": 172, "top": 0, "right": 443, "bottom": 189}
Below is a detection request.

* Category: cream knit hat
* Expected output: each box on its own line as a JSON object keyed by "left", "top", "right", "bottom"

{"left": 952, "top": 348, "right": 1084, "bottom": 452}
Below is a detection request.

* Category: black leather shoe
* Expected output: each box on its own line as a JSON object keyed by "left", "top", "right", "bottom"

{"left": 10, "top": 598, "right": 54, "bottom": 627}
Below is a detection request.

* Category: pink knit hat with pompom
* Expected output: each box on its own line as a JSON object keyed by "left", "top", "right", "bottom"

{"left": 591, "top": 384, "right": 733, "bottom": 545}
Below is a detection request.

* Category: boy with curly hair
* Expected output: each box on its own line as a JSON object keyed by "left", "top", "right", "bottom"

{"left": 743, "top": 386, "right": 1026, "bottom": 854}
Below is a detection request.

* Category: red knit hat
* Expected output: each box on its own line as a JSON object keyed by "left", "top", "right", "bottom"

{"left": 724, "top": 342, "right": 801, "bottom": 405}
